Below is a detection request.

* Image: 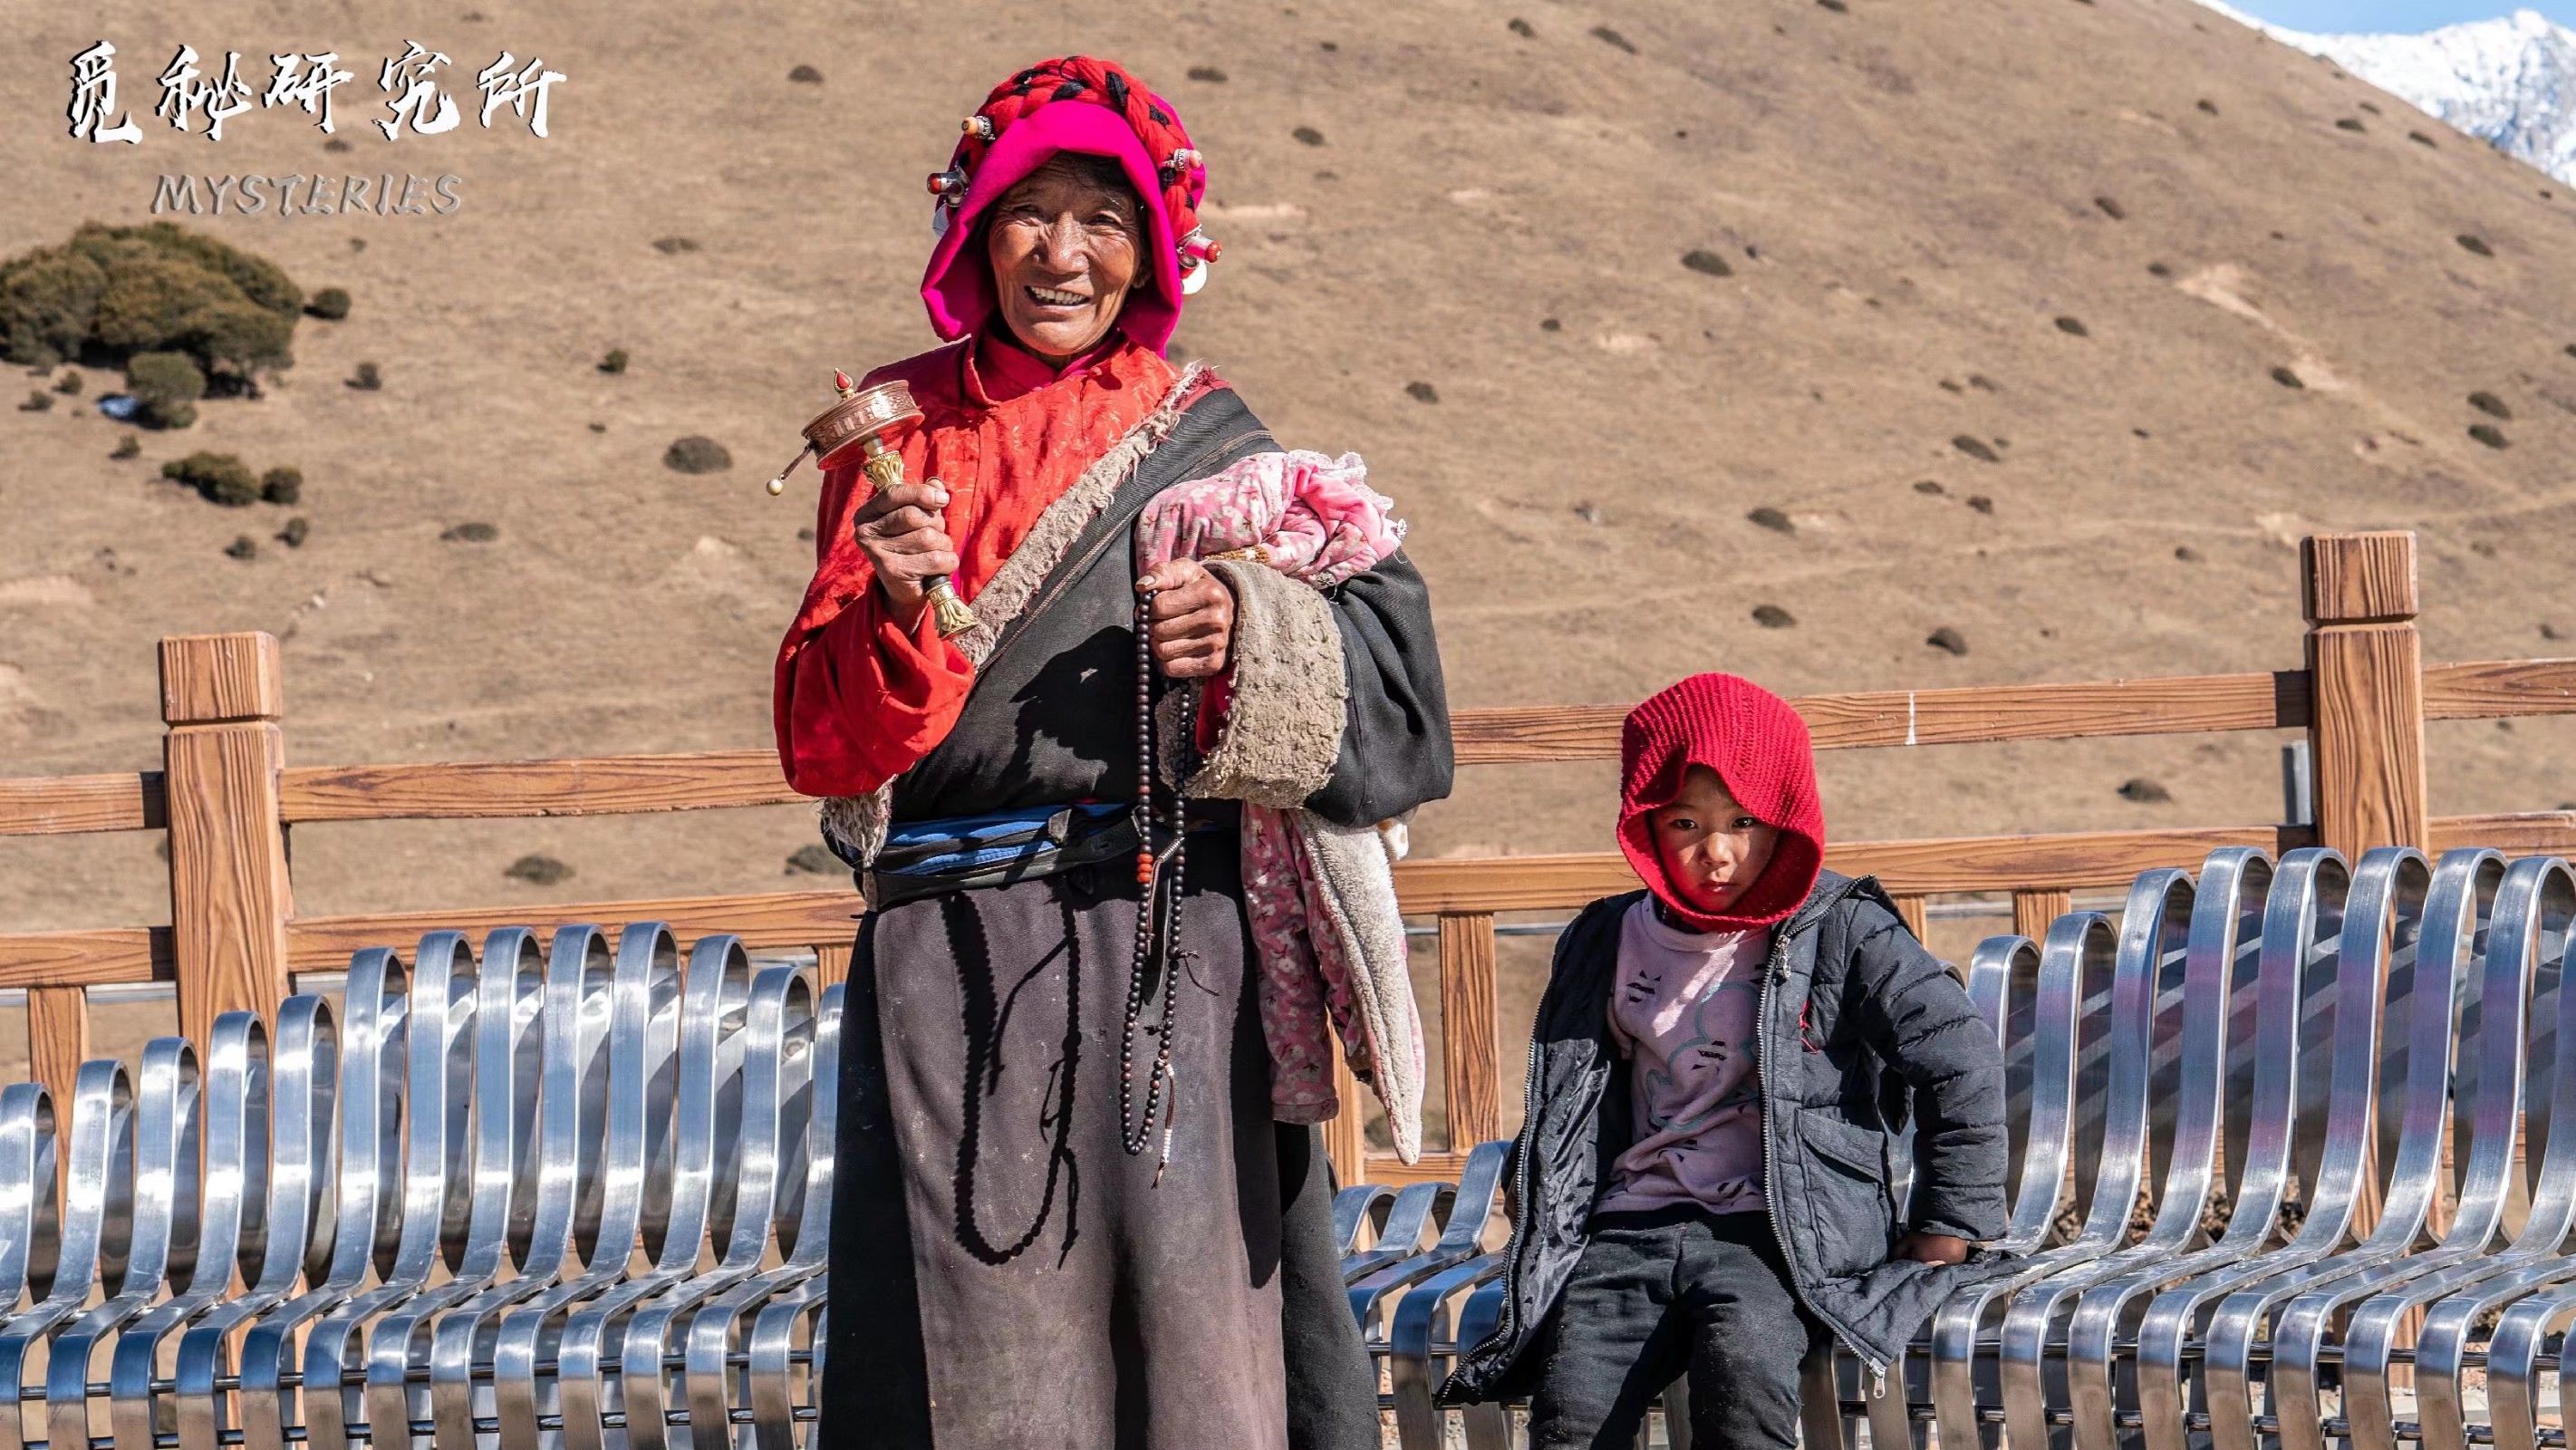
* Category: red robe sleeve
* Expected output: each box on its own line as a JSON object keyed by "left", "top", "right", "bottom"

{"left": 771, "top": 335, "right": 1188, "bottom": 800}
{"left": 773, "top": 585, "right": 973, "bottom": 798}
{"left": 771, "top": 411, "right": 975, "bottom": 798}
{"left": 1194, "top": 669, "right": 1233, "bottom": 753}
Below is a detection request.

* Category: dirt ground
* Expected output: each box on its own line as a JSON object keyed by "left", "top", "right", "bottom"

{"left": 5, "top": 0, "right": 2575, "bottom": 1095}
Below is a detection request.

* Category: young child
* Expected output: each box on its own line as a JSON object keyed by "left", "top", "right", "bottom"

{"left": 1442, "top": 672, "right": 2008, "bottom": 1448}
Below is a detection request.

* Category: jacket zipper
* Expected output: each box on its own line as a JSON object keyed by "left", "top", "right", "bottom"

{"left": 1756, "top": 897, "right": 1890, "bottom": 1389}
{"left": 1462, "top": 999, "right": 1548, "bottom": 1397}
{"left": 1452, "top": 908, "right": 1590, "bottom": 1403}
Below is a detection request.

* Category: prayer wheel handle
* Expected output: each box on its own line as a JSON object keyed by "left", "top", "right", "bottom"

{"left": 765, "top": 371, "right": 978, "bottom": 639}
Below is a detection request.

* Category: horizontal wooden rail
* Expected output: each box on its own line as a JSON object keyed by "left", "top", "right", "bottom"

{"left": 0, "top": 772, "right": 164, "bottom": 837}
{"left": 2430, "top": 810, "right": 2576, "bottom": 855}
{"left": 2421, "top": 657, "right": 2576, "bottom": 720}
{"left": 6, "top": 658, "right": 2562, "bottom": 839}
{"left": 280, "top": 750, "right": 801, "bottom": 823}
{"left": 1446, "top": 705, "right": 1629, "bottom": 763}
{"left": 1382, "top": 814, "right": 2554, "bottom": 920}
{"left": 1796, "top": 671, "right": 2309, "bottom": 749}
{"left": 0, "top": 927, "right": 172, "bottom": 988}
{"left": 9, "top": 819, "right": 2562, "bottom": 987}
{"left": 1833, "top": 825, "right": 2321, "bottom": 893}
{"left": 1392, "top": 855, "right": 1639, "bottom": 914}
{"left": 1390, "top": 823, "right": 2315, "bottom": 912}
{"left": 1455, "top": 671, "right": 2307, "bottom": 762}
{"left": 237, "top": 673, "right": 2315, "bottom": 825}
{"left": 1353, "top": 1150, "right": 1474, "bottom": 1187}
{"left": 283, "top": 890, "right": 864, "bottom": 972}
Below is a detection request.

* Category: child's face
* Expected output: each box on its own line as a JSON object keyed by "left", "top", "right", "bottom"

{"left": 1650, "top": 767, "right": 1780, "bottom": 915}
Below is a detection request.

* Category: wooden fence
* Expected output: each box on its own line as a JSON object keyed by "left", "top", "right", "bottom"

{"left": 3, "top": 529, "right": 2573, "bottom": 1188}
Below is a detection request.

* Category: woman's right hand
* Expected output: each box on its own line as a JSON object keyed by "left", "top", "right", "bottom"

{"left": 852, "top": 478, "right": 959, "bottom": 633}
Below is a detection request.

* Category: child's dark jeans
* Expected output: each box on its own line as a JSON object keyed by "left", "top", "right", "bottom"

{"left": 1526, "top": 1206, "right": 1828, "bottom": 1450}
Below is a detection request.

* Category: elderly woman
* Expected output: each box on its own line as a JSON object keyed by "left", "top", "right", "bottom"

{"left": 773, "top": 57, "right": 1453, "bottom": 1449}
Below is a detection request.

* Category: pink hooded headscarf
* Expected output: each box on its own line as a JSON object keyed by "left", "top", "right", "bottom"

{"left": 920, "top": 57, "right": 1217, "bottom": 354}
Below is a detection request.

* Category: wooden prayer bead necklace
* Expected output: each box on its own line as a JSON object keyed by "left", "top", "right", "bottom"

{"left": 1120, "top": 585, "right": 1195, "bottom": 1182}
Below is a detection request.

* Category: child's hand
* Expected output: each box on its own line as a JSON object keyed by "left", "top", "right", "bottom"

{"left": 1895, "top": 1232, "right": 1972, "bottom": 1266}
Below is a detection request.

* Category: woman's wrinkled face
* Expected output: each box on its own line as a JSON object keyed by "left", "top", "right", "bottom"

{"left": 985, "top": 155, "right": 1143, "bottom": 361}
{"left": 1650, "top": 765, "right": 1780, "bottom": 915}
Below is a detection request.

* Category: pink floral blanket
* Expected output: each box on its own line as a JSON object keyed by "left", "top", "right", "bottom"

{"left": 1136, "top": 449, "right": 1423, "bottom": 1151}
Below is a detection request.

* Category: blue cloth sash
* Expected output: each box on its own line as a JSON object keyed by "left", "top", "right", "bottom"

{"left": 876, "top": 802, "right": 1125, "bottom": 878}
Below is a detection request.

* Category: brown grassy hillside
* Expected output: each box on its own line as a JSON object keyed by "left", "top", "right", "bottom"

{"left": 4, "top": 0, "right": 2573, "bottom": 962}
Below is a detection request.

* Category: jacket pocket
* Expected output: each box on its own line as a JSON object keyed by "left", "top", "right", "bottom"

{"left": 1797, "top": 1109, "right": 1902, "bottom": 1277}
{"left": 1799, "top": 1109, "right": 1890, "bottom": 1183}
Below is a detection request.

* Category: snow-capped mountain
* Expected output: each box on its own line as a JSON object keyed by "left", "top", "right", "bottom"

{"left": 2195, "top": 4, "right": 2576, "bottom": 184}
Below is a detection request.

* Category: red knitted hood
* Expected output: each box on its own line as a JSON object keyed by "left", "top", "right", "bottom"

{"left": 1616, "top": 672, "right": 1827, "bottom": 933}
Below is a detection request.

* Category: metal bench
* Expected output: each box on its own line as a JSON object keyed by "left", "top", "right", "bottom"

{"left": 5, "top": 843, "right": 2568, "bottom": 1449}
{"left": 1362, "top": 846, "right": 2576, "bottom": 1450}
{"left": 0, "top": 923, "right": 835, "bottom": 1450}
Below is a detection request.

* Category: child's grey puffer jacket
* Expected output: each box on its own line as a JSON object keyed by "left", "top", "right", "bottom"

{"left": 1442, "top": 871, "right": 2011, "bottom": 1404}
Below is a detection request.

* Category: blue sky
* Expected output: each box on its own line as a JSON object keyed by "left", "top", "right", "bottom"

{"left": 2229, "top": 1, "right": 2576, "bottom": 28}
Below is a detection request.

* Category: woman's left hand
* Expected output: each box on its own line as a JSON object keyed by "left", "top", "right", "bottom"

{"left": 1895, "top": 1232, "right": 1972, "bottom": 1266}
{"left": 1136, "top": 559, "right": 1235, "bottom": 679}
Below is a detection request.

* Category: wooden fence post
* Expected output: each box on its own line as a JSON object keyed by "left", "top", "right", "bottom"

{"left": 813, "top": 942, "right": 850, "bottom": 992}
{"left": 24, "top": 986, "right": 89, "bottom": 1108}
{"left": 2301, "top": 533, "right": 2432, "bottom": 1252}
{"left": 1323, "top": 1051, "right": 1367, "bottom": 1188}
{"left": 2012, "top": 890, "right": 2072, "bottom": 946}
{"left": 1438, "top": 913, "right": 1504, "bottom": 1151}
{"left": 1891, "top": 894, "right": 1930, "bottom": 943}
{"left": 2301, "top": 532, "right": 2431, "bottom": 858}
{"left": 27, "top": 984, "right": 87, "bottom": 1209}
{"left": 160, "top": 633, "right": 294, "bottom": 1052}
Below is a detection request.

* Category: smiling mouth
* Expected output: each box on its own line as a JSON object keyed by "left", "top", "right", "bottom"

{"left": 1025, "top": 285, "right": 1090, "bottom": 308}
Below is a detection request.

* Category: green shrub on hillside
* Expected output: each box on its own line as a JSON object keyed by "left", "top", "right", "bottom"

{"left": 305, "top": 287, "right": 351, "bottom": 320}
{"left": 0, "top": 248, "right": 107, "bottom": 366}
{"left": 0, "top": 222, "right": 301, "bottom": 381}
{"left": 83, "top": 222, "right": 299, "bottom": 326}
{"left": 162, "top": 450, "right": 260, "bottom": 507}
{"left": 92, "top": 260, "right": 293, "bottom": 375}
{"left": 124, "top": 350, "right": 206, "bottom": 430}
